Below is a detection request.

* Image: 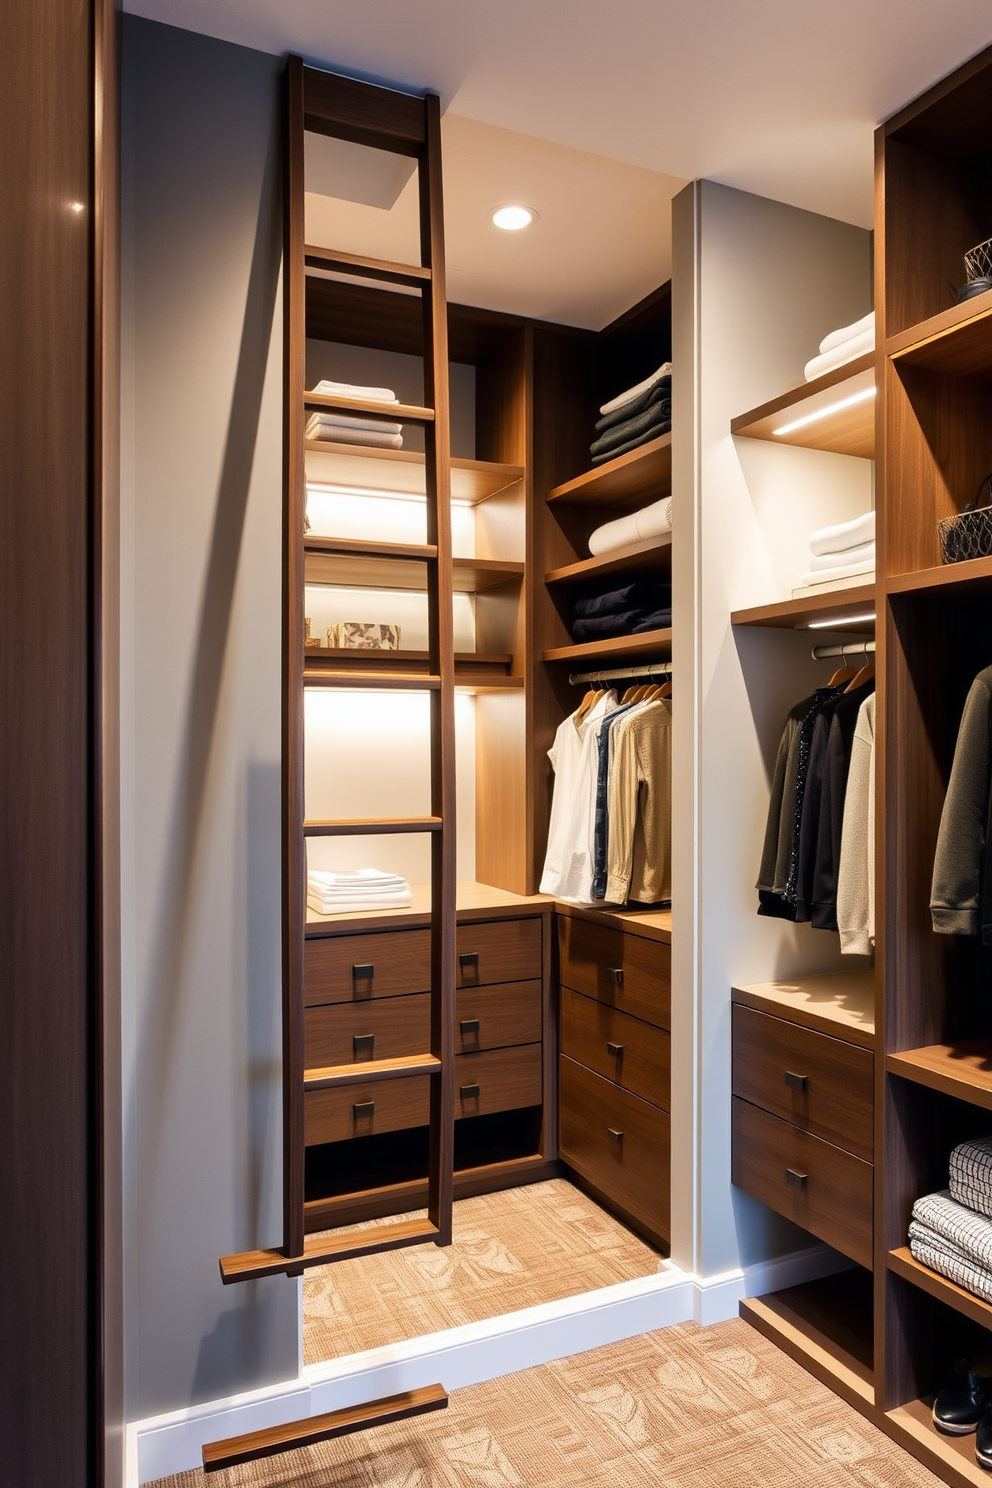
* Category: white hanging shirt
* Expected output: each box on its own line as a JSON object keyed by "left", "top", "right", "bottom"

{"left": 540, "top": 691, "right": 616, "bottom": 901}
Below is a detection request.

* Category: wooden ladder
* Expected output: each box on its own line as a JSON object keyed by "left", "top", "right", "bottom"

{"left": 219, "top": 58, "right": 456, "bottom": 1283}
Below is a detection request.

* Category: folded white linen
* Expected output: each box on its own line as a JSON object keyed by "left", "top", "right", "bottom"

{"left": 804, "top": 328, "right": 875, "bottom": 382}
{"left": 305, "top": 424, "right": 404, "bottom": 449}
{"left": 599, "top": 362, "right": 672, "bottom": 418}
{"left": 311, "top": 379, "right": 398, "bottom": 404}
{"left": 309, "top": 869, "right": 406, "bottom": 888}
{"left": 797, "top": 556, "right": 875, "bottom": 587}
{"left": 819, "top": 310, "right": 875, "bottom": 356}
{"left": 308, "top": 891, "right": 413, "bottom": 914}
{"left": 808, "top": 510, "right": 875, "bottom": 557}
{"left": 306, "top": 412, "right": 403, "bottom": 436}
{"left": 588, "top": 497, "right": 673, "bottom": 557}
{"left": 808, "top": 540, "right": 875, "bottom": 572}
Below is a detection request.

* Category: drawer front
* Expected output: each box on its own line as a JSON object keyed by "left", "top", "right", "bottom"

{"left": 456, "top": 981, "right": 542, "bottom": 1054}
{"left": 561, "top": 986, "right": 670, "bottom": 1110}
{"left": 306, "top": 1043, "right": 542, "bottom": 1146}
{"left": 559, "top": 1055, "right": 669, "bottom": 1239}
{"left": 732, "top": 1005, "right": 873, "bottom": 1161}
{"left": 305, "top": 993, "right": 430, "bottom": 1069}
{"left": 558, "top": 917, "right": 670, "bottom": 1030}
{"left": 731, "top": 1097, "right": 873, "bottom": 1268}
{"left": 456, "top": 918, "right": 542, "bottom": 987}
{"left": 305, "top": 929, "right": 431, "bottom": 1006}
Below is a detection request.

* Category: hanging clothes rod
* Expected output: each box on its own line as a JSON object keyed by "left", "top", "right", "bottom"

{"left": 811, "top": 640, "right": 876, "bottom": 661}
{"left": 568, "top": 660, "right": 673, "bottom": 686}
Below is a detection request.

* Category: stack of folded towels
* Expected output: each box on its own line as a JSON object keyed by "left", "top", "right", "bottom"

{"left": 804, "top": 311, "right": 875, "bottom": 382}
{"left": 306, "top": 379, "right": 404, "bottom": 449}
{"left": 571, "top": 579, "right": 672, "bottom": 642}
{"left": 797, "top": 510, "right": 875, "bottom": 590}
{"left": 587, "top": 497, "right": 672, "bottom": 557}
{"left": 590, "top": 363, "right": 671, "bottom": 466}
{"left": 909, "top": 1136, "right": 992, "bottom": 1303}
{"left": 307, "top": 868, "right": 413, "bottom": 916}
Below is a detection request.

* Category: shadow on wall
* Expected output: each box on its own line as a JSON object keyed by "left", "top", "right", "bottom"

{"left": 245, "top": 759, "right": 283, "bottom": 1248}
{"left": 192, "top": 1291, "right": 292, "bottom": 1405}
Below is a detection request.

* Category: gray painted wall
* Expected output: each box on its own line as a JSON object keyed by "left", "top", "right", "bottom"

{"left": 120, "top": 16, "right": 299, "bottom": 1417}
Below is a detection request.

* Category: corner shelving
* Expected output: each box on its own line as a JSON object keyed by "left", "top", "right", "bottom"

{"left": 543, "top": 627, "right": 672, "bottom": 665}
{"left": 545, "top": 533, "right": 672, "bottom": 587}
{"left": 887, "top": 285, "right": 992, "bottom": 377}
{"left": 731, "top": 583, "right": 876, "bottom": 632}
{"left": 546, "top": 431, "right": 671, "bottom": 508}
{"left": 886, "top": 1041, "right": 992, "bottom": 1111}
{"left": 730, "top": 353, "right": 875, "bottom": 458}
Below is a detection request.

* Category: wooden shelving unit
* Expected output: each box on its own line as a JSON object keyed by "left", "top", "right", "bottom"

{"left": 740, "top": 1271, "right": 875, "bottom": 1412}
{"left": 304, "top": 542, "right": 524, "bottom": 593}
{"left": 546, "top": 431, "right": 671, "bottom": 508}
{"left": 304, "top": 440, "right": 523, "bottom": 503}
{"left": 886, "top": 286, "right": 992, "bottom": 377}
{"left": 543, "top": 627, "right": 672, "bottom": 665}
{"left": 731, "top": 584, "right": 876, "bottom": 631}
{"left": 888, "top": 1247, "right": 992, "bottom": 1332}
{"left": 887, "top": 556, "right": 992, "bottom": 597}
{"left": 886, "top": 1399, "right": 992, "bottom": 1488}
{"left": 886, "top": 1042, "right": 992, "bottom": 1111}
{"left": 731, "top": 353, "right": 875, "bottom": 459}
{"left": 544, "top": 533, "right": 671, "bottom": 587}
{"left": 732, "top": 970, "right": 875, "bottom": 1050}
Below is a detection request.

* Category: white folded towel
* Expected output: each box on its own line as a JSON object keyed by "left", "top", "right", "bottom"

{"left": 305, "top": 421, "right": 403, "bottom": 449}
{"left": 309, "top": 869, "right": 406, "bottom": 889}
{"left": 819, "top": 311, "right": 874, "bottom": 356}
{"left": 797, "top": 556, "right": 875, "bottom": 587}
{"left": 599, "top": 363, "right": 672, "bottom": 418}
{"left": 588, "top": 497, "right": 673, "bottom": 557}
{"left": 804, "top": 328, "right": 875, "bottom": 382}
{"left": 308, "top": 890, "right": 414, "bottom": 914}
{"left": 808, "top": 510, "right": 875, "bottom": 558}
{"left": 311, "top": 379, "right": 398, "bottom": 404}
{"left": 306, "top": 412, "right": 403, "bottom": 436}
{"left": 808, "top": 540, "right": 875, "bottom": 572}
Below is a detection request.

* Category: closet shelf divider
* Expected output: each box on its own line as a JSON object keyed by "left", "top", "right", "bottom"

{"left": 887, "top": 1246, "right": 992, "bottom": 1334}
{"left": 304, "top": 443, "right": 524, "bottom": 503}
{"left": 544, "top": 534, "right": 672, "bottom": 586}
{"left": 886, "top": 556, "right": 992, "bottom": 596}
{"left": 730, "top": 354, "right": 875, "bottom": 459}
{"left": 543, "top": 627, "right": 672, "bottom": 664}
{"left": 303, "top": 390, "right": 434, "bottom": 423}
{"left": 546, "top": 431, "right": 672, "bottom": 508}
{"left": 730, "top": 584, "right": 876, "bottom": 631}
{"left": 303, "top": 1053, "right": 441, "bottom": 1090}
{"left": 886, "top": 1041, "right": 992, "bottom": 1111}
{"left": 886, "top": 286, "right": 992, "bottom": 376}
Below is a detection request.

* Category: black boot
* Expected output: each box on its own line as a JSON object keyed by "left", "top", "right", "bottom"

{"left": 934, "top": 1368, "right": 989, "bottom": 1435}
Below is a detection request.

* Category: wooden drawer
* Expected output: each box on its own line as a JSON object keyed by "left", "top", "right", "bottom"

{"left": 559, "top": 1055, "right": 669, "bottom": 1240}
{"left": 456, "top": 981, "right": 542, "bottom": 1053}
{"left": 732, "top": 1005, "right": 873, "bottom": 1161}
{"left": 456, "top": 918, "right": 541, "bottom": 987}
{"left": 558, "top": 916, "right": 670, "bottom": 1030}
{"left": 561, "top": 986, "right": 669, "bottom": 1110}
{"left": 305, "top": 1043, "right": 542, "bottom": 1146}
{"left": 305, "top": 929, "right": 430, "bottom": 1007}
{"left": 731, "top": 1097, "right": 873, "bottom": 1269}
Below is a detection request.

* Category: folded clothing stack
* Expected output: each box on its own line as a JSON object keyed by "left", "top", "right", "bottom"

{"left": 588, "top": 497, "right": 672, "bottom": 557}
{"left": 909, "top": 1135, "right": 992, "bottom": 1303}
{"left": 797, "top": 510, "right": 875, "bottom": 589}
{"left": 590, "top": 363, "right": 671, "bottom": 465}
{"left": 804, "top": 311, "right": 874, "bottom": 382}
{"left": 306, "top": 379, "right": 404, "bottom": 449}
{"left": 571, "top": 579, "right": 672, "bottom": 642}
{"left": 307, "top": 868, "right": 413, "bottom": 916}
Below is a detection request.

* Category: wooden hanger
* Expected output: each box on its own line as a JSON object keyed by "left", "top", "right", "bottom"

{"left": 620, "top": 684, "right": 640, "bottom": 703}
{"left": 827, "top": 664, "right": 855, "bottom": 688}
{"left": 845, "top": 661, "right": 875, "bottom": 693}
{"left": 654, "top": 680, "right": 673, "bottom": 699}
{"left": 574, "top": 687, "right": 602, "bottom": 723}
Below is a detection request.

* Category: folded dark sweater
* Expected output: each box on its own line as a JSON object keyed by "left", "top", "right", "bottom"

{"left": 592, "top": 422, "right": 672, "bottom": 465}
{"left": 595, "top": 377, "right": 671, "bottom": 435}
{"left": 590, "top": 399, "right": 673, "bottom": 460}
{"left": 631, "top": 608, "right": 672, "bottom": 633}
{"left": 571, "top": 608, "right": 647, "bottom": 641}
{"left": 574, "top": 581, "right": 671, "bottom": 619}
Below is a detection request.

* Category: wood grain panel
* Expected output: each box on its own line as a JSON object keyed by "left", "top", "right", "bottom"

{"left": 302, "top": 65, "right": 426, "bottom": 154}
{"left": 732, "top": 1005, "right": 874, "bottom": 1161}
{"left": 454, "top": 1042, "right": 542, "bottom": 1118}
{"left": 558, "top": 917, "right": 670, "bottom": 1029}
{"left": 559, "top": 1056, "right": 669, "bottom": 1241}
{"left": 305, "top": 993, "right": 431, "bottom": 1066}
{"left": 732, "top": 1098, "right": 873, "bottom": 1269}
{"left": 455, "top": 981, "right": 542, "bottom": 1053}
{"left": 305, "top": 928, "right": 432, "bottom": 1005}
{"left": 455, "top": 916, "right": 542, "bottom": 986}
{"left": 560, "top": 986, "right": 670, "bottom": 1111}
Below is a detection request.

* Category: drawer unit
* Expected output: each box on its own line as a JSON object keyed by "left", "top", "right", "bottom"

{"left": 559, "top": 1055, "right": 669, "bottom": 1241}
{"left": 732, "top": 1097, "right": 873, "bottom": 1269}
{"left": 456, "top": 918, "right": 542, "bottom": 987}
{"left": 561, "top": 986, "right": 670, "bottom": 1110}
{"left": 558, "top": 916, "right": 670, "bottom": 1029}
{"left": 456, "top": 981, "right": 542, "bottom": 1054}
{"left": 305, "top": 1043, "right": 543, "bottom": 1146}
{"left": 732, "top": 1004, "right": 874, "bottom": 1162}
{"left": 305, "top": 929, "right": 431, "bottom": 1007}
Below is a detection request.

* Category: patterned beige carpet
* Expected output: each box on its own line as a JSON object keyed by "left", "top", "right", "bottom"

{"left": 153, "top": 1318, "right": 940, "bottom": 1488}
{"left": 304, "top": 1180, "right": 662, "bottom": 1364}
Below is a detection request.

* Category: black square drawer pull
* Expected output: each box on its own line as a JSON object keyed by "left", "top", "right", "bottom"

{"left": 460, "top": 1019, "right": 481, "bottom": 1035}
{"left": 606, "top": 1041, "right": 623, "bottom": 1057}
{"left": 459, "top": 952, "right": 479, "bottom": 971}
{"left": 784, "top": 1070, "right": 808, "bottom": 1091}
{"left": 353, "top": 1101, "right": 375, "bottom": 1116}
{"left": 460, "top": 1082, "right": 480, "bottom": 1098}
{"left": 785, "top": 1168, "right": 807, "bottom": 1188}
{"left": 608, "top": 1128, "right": 624, "bottom": 1143}
{"left": 353, "top": 1033, "right": 375, "bottom": 1053}
{"left": 352, "top": 963, "right": 374, "bottom": 981}
{"left": 609, "top": 967, "right": 624, "bottom": 986}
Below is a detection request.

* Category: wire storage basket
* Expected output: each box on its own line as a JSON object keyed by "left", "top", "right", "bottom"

{"left": 938, "top": 473, "right": 992, "bottom": 564}
{"left": 965, "top": 237, "right": 992, "bottom": 283}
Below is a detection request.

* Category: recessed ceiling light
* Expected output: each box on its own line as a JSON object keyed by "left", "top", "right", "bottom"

{"left": 491, "top": 205, "right": 536, "bottom": 231}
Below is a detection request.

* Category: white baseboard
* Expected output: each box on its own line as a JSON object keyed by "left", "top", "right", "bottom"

{"left": 127, "top": 1243, "right": 843, "bottom": 1484}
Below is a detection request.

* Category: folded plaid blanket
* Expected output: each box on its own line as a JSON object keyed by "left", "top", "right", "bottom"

{"left": 911, "top": 1188, "right": 992, "bottom": 1261}
{"left": 950, "top": 1135, "right": 992, "bottom": 1218}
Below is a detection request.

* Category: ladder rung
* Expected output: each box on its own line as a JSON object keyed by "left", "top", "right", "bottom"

{"left": 304, "top": 816, "right": 442, "bottom": 836}
{"left": 220, "top": 1216, "right": 440, "bottom": 1283}
{"left": 303, "top": 670, "right": 440, "bottom": 690}
{"left": 304, "top": 243, "right": 431, "bottom": 289}
{"left": 303, "top": 537, "right": 438, "bottom": 562}
{"left": 305, "top": 391, "right": 434, "bottom": 423}
{"left": 304, "top": 1053, "right": 440, "bottom": 1090}
{"left": 202, "top": 1384, "right": 448, "bottom": 1472}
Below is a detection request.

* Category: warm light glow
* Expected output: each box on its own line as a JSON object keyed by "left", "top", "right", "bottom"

{"left": 807, "top": 613, "right": 876, "bottom": 629}
{"left": 772, "top": 385, "right": 875, "bottom": 437}
{"left": 70, "top": 202, "right": 85, "bottom": 213}
{"left": 306, "top": 481, "right": 473, "bottom": 509}
{"left": 491, "top": 205, "right": 536, "bottom": 231}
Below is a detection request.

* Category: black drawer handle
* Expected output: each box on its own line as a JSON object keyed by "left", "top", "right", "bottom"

{"left": 459, "top": 951, "right": 479, "bottom": 971}
{"left": 609, "top": 967, "right": 624, "bottom": 986}
{"left": 460, "top": 1082, "right": 480, "bottom": 1098}
{"left": 353, "top": 1100, "right": 375, "bottom": 1117}
{"left": 784, "top": 1070, "right": 808, "bottom": 1091}
{"left": 606, "top": 1041, "right": 623, "bottom": 1058}
{"left": 608, "top": 1128, "right": 624, "bottom": 1144}
{"left": 352, "top": 963, "right": 374, "bottom": 982}
{"left": 785, "top": 1168, "right": 807, "bottom": 1188}
{"left": 353, "top": 1033, "right": 375, "bottom": 1054}
{"left": 460, "top": 1018, "right": 481, "bottom": 1035}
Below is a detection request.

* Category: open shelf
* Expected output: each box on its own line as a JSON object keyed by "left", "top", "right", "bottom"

{"left": 887, "top": 286, "right": 992, "bottom": 378}
{"left": 304, "top": 441, "right": 524, "bottom": 504}
{"left": 887, "top": 1042, "right": 992, "bottom": 1112}
{"left": 546, "top": 432, "right": 671, "bottom": 509}
{"left": 543, "top": 627, "right": 672, "bottom": 665}
{"left": 889, "top": 1247, "right": 992, "bottom": 1333}
{"left": 305, "top": 542, "right": 524, "bottom": 593}
{"left": 305, "top": 881, "right": 552, "bottom": 934}
{"left": 731, "top": 583, "right": 876, "bottom": 631}
{"left": 544, "top": 534, "right": 672, "bottom": 587}
{"left": 888, "top": 1397, "right": 992, "bottom": 1488}
{"left": 887, "top": 556, "right": 992, "bottom": 597}
{"left": 305, "top": 648, "right": 512, "bottom": 675}
{"left": 730, "top": 354, "right": 875, "bottom": 458}
{"left": 740, "top": 1270, "right": 874, "bottom": 1412}
{"left": 732, "top": 970, "right": 875, "bottom": 1050}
